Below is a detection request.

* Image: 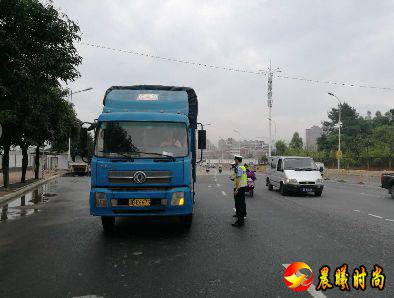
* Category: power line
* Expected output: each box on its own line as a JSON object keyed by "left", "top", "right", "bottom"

{"left": 80, "top": 41, "right": 264, "bottom": 76}
{"left": 79, "top": 41, "right": 394, "bottom": 91}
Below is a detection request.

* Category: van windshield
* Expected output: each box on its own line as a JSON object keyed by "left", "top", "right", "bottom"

{"left": 95, "top": 121, "right": 188, "bottom": 158}
{"left": 284, "top": 158, "right": 317, "bottom": 171}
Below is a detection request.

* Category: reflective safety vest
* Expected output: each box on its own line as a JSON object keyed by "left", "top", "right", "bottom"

{"left": 240, "top": 165, "right": 248, "bottom": 187}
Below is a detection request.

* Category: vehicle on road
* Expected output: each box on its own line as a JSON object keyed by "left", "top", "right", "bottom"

{"left": 69, "top": 162, "right": 90, "bottom": 176}
{"left": 381, "top": 173, "right": 394, "bottom": 199}
{"left": 266, "top": 156, "right": 324, "bottom": 196}
{"left": 82, "top": 85, "right": 205, "bottom": 232}
{"left": 218, "top": 166, "right": 222, "bottom": 173}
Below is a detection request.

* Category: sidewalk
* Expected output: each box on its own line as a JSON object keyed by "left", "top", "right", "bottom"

{"left": 324, "top": 169, "right": 385, "bottom": 185}
{"left": 0, "top": 170, "right": 35, "bottom": 187}
{"left": 0, "top": 170, "right": 64, "bottom": 203}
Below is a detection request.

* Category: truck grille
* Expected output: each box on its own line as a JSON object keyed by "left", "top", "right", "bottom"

{"left": 108, "top": 171, "right": 172, "bottom": 184}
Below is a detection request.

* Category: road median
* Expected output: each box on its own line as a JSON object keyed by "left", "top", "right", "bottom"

{"left": 0, "top": 172, "right": 65, "bottom": 205}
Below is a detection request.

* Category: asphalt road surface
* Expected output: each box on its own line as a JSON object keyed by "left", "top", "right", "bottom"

{"left": 0, "top": 172, "right": 393, "bottom": 298}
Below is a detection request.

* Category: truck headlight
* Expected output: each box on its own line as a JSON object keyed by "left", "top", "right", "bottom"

{"left": 95, "top": 192, "right": 107, "bottom": 207}
{"left": 286, "top": 178, "right": 298, "bottom": 184}
{"left": 171, "top": 192, "right": 185, "bottom": 206}
{"left": 316, "top": 178, "right": 324, "bottom": 184}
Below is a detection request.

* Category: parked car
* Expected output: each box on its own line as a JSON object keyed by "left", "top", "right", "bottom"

{"left": 381, "top": 173, "right": 394, "bottom": 199}
{"left": 266, "top": 156, "right": 324, "bottom": 196}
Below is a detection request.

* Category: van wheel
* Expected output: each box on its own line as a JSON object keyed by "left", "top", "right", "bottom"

{"left": 280, "top": 183, "right": 287, "bottom": 196}
{"left": 101, "top": 216, "right": 115, "bottom": 233}
{"left": 267, "top": 180, "right": 273, "bottom": 191}
{"left": 314, "top": 190, "right": 322, "bottom": 197}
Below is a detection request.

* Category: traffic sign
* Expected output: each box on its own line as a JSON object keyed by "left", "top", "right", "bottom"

{"left": 336, "top": 150, "right": 342, "bottom": 160}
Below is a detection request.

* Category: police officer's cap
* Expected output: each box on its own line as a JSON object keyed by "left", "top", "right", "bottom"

{"left": 234, "top": 155, "right": 243, "bottom": 162}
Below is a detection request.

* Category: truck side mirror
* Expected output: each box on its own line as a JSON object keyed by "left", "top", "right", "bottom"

{"left": 198, "top": 130, "right": 206, "bottom": 150}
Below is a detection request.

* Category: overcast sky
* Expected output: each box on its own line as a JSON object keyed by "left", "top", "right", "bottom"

{"left": 54, "top": 0, "right": 394, "bottom": 145}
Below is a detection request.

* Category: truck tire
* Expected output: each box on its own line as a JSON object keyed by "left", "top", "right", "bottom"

{"left": 314, "top": 190, "right": 322, "bottom": 197}
{"left": 280, "top": 183, "right": 287, "bottom": 196}
{"left": 390, "top": 185, "right": 394, "bottom": 199}
{"left": 250, "top": 189, "right": 254, "bottom": 197}
{"left": 180, "top": 214, "right": 193, "bottom": 229}
{"left": 101, "top": 216, "right": 115, "bottom": 233}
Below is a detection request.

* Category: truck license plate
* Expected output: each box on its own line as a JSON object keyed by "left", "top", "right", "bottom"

{"left": 129, "top": 199, "right": 151, "bottom": 207}
{"left": 302, "top": 188, "right": 313, "bottom": 192}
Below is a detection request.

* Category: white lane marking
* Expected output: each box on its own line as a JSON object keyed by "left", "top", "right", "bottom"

{"left": 368, "top": 213, "right": 383, "bottom": 219}
{"left": 73, "top": 296, "right": 104, "bottom": 298}
{"left": 282, "top": 264, "right": 327, "bottom": 298}
{"left": 217, "top": 183, "right": 221, "bottom": 187}
{"left": 360, "top": 193, "right": 380, "bottom": 198}
{"left": 385, "top": 218, "right": 394, "bottom": 222}
{"left": 353, "top": 209, "right": 360, "bottom": 212}
{"left": 208, "top": 185, "right": 212, "bottom": 188}
{"left": 221, "top": 191, "right": 227, "bottom": 196}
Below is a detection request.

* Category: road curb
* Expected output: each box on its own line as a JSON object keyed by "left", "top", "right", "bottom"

{"left": 0, "top": 173, "right": 63, "bottom": 205}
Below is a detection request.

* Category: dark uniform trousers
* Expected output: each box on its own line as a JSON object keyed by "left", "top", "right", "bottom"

{"left": 234, "top": 187, "right": 247, "bottom": 223}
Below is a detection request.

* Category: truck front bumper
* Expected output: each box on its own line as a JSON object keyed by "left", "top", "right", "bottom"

{"left": 90, "top": 186, "right": 193, "bottom": 217}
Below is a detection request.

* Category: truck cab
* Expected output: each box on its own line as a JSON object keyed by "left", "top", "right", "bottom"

{"left": 87, "top": 85, "right": 204, "bottom": 231}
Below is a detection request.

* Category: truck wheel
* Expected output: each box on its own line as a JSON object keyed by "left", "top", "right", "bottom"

{"left": 280, "top": 183, "right": 287, "bottom": 196}
{"left": 250, "top": 189, "right": 254, "bottom": 197}
{"left": 180, "top": 214, "right": 193, "bottom": 229}
{"left": 390, "top": 185, "right": 394, "bottom": 199}
{"left": 314, "top": 190, "right": 322, "bottom": 197}
{"left": 101, "top": 216, "right": 115, "bottom": 233}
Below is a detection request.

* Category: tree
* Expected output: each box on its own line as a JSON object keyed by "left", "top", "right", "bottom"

{"left": 274, "top": 140, "right": 288, "bottom": 156}
{"left": 0, "top": 0, "right": 81, "bottom": 186}
{"left": 289, "top": 132, "right": 303, "bottom": 150}
{"left": 321, "top": 102, "right": 359, "bottom": 134}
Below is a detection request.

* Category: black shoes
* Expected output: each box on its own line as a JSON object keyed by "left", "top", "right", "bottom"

{"left": 231, "top": 221, "right": 244, "bottom": 227}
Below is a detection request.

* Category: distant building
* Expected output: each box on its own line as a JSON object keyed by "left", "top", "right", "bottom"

{"left": 305, "top": 125, "right": 323, "bottom": 151}
{"left": 217, "top": 138, "right": 268, "bottom": 159}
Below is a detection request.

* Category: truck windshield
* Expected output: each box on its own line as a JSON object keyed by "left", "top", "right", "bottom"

{"left": 284, "top": 158, "right": 317, "bottom": 170}
{"left": 95, "top": 121, "right": 188, "bottom": 158}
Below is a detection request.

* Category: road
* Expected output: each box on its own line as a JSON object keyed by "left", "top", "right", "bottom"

{"left": 0, "top": 172, "right": 393, "bottom": 297}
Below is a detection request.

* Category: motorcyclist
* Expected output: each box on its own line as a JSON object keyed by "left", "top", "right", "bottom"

{"left": 244, "top": 163, "right": 256, "bottom": 181}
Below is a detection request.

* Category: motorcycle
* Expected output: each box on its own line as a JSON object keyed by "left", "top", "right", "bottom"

{"left": 246, "top": 178, "right": 255, "bottom": 197}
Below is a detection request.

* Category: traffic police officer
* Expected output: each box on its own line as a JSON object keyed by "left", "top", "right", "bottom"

{"left": 232, "top": 155, "right": 247, "bottom": 227}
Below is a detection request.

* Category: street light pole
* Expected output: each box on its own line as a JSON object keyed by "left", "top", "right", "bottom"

{"left": 328, "top": 92, "right": 342, "bottom": 170}
{"left": 68, "top": 87, "right": 93, "bottom": 164}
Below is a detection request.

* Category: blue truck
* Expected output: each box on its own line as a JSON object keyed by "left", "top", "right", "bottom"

{"left": 82, "top": 85, "right": 205, "bottom": 232}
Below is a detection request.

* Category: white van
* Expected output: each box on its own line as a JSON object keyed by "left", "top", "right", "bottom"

{"left": 266, "top": 156, "right": 324, "bottom": 196}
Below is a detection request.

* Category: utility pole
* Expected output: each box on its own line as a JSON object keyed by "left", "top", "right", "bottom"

{"left": 265, "top": 61, "right": 281, "bottom": 157}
